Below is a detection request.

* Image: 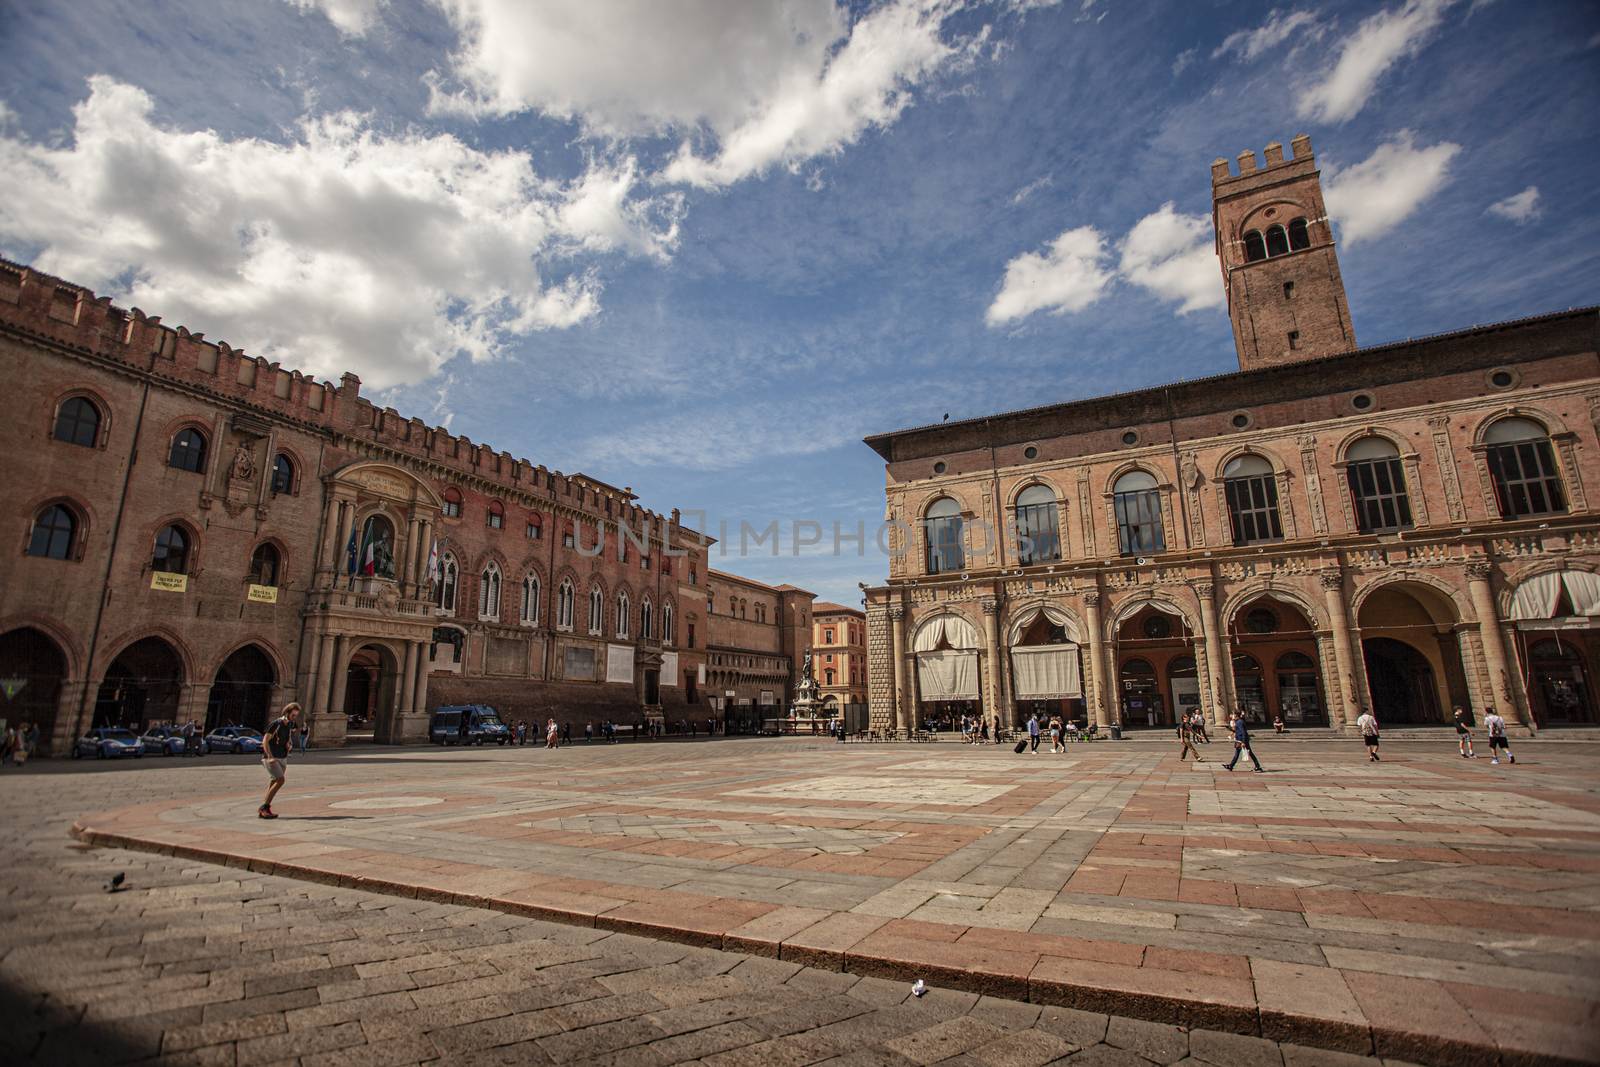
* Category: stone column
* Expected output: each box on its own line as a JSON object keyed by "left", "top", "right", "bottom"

{"left": 319, "top": 497, "right": 344, "bottom": 579}
{"left": 1083, "top": 591, "right": 1111, "bottom": 729}
{"left": 413, "top": 643, "right": 432, "bottom": 718}
{"left": 327, "top": 634, "right": 350, "bottom": 718}
{"left": 415, "top": 519, "right": 434, "bottom": 591}
{"left": 402, "top": 517, "right": 420, "bottom": 598}
{"left": 1466, "top": 561, "right": 1527, "bottom": 727}
{"left": 1195, "top": 582, "right": 1230, "bottom": 728}
{"left": 1320, "top": 570, "right": 1358, "bottom": 729}
{"left": 331, "top": 500, "right": 355, "bottom": 584}
{"left": 301, "top": 628, "right": 322, "bottom": 715}
{"left": 310, "top": 631, "right": 336, "bottom": 717}
{"left": 889, "top": 605, "right": 908, "bottom": 736}
{"left": 400, "top": 641, "right": 418, "bottom": 727}
{"left": 981, "top": 598, "right": 1004, "bottom": 738}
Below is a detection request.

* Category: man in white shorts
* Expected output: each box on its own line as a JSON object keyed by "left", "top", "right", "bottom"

{"left": 259, "top": 702, "right": 301, "bottom": 819}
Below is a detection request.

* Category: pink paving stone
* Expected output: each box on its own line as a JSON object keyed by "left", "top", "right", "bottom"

{"left": 1250, "top": 958, "right": 1370, "bottom": 1054}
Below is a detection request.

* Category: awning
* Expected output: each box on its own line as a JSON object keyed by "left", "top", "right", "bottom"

{"left": 912, "top": 613, "right": 980, "bottom": 652}
{"left": 1509, "top": 570, "right": 1600, "bottom": 620}
{"left": 917, "top": 650, "right": 979, "bottom": 700}
{"left": 1011, "top": 645, "right": 1082, "bottom": 699}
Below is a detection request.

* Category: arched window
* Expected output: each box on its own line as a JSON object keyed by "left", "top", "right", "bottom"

{"left": 479, "top": 561, "right": 502, "bottom": 620}
{"left": 1485, "top": 417, "right": 1566, "bottom": 518}
{"left": 825, "top": 669, "right": 835, "bottom": 685}
{"left": 249, "top": 543, "right": 281, "bottom": 586}
{"left": 1265, "top": 225, "right": 1289, "bottom": 258}
{"left": 557, "top": 579, "right": 575, "bottom": 630}
{"left": 485, "top": 501, "right": 504, "bottom": 529}
{"left": 1014, "top": 484, "right": 1061, "bottom": 564}
{"left": 641, "top": 598, "right": 653, "bottom": 639}
{"left": 270, "top": 454, "right": 294, "bottom": 495}
{"left": 662, "top": 603, "right": 674, "bottom": 645}
{"left": 153, "top": 524, "right": 190, "bottom": 574}
{"left": 437, "top": 553, "right": 459, "bottom": 614}
{"left": 521, "top": 574, "right": 540, "bottom": 625}
{"left": 617, "top": 591, "right": 630, "bottom": 638}
{"left": 54, "top": 397, "right": 100, "bottom": 447}
{"left": 924, "top": 497, "right": 964, "bottom": 574}
{"left": 728, "top": 596, "right": 737, "bottom": 615}
{"left": 1287, "top": 217, "right": 1310, "bottom": 251}
{"left": 1113, "top": 470, "right": 1164, "bottom": 555}
{"left": 589, "top": 586, "right": 603, "bottom": 634}
{"left": 1223, "top": 454, "right": 1283, "bottom": 544}
{"left": 27, "top": 504, "right": 76, "bottom": 560}
{"left": 1345, "top": 437, "right": 1413, "bottom": 533}
{"left": 441, "top": 487, "right": 463, "bottom": 519}
{"left": 168, "top": 427, "right": 207, "bottom": 473}
{"left": 1243, "top": 230, "right": 1266, "bottom": 263}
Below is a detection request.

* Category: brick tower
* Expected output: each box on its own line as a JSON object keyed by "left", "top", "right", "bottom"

{"left": 1212, "top": 134, "right": 1356, "bottom": 371}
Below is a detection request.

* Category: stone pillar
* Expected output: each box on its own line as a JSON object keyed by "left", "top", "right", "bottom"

{"left": 310, "top": 631, "right": 336, "bottom": 717}
{"left": 413, "top": 643, "right": 432, "bottom": 719}
{"left": 1083, "top": 591, "right": 1111, "bottom": 729}
{"left": 301, "top": 628, "right": 322, "bottom": 716}
{"left": 1195, "top": 582, "right": 1230, "bottom": 728}
{"left": 402, "top": 517, "right": 420, "bottom": 598}
{"left": 981, "top": 598, "right": 1004, "bottom": 737}
{"left": 889, "top": 605, "right": 908, "bottom": 736}
{"left": 400, "top": 641, "right": 418, "bottom": 728}
{"left": 327, "top": 634, "right": 350, "bottom": 718}
{"left": 1320, "top": 570, "right": 1358, "bottom": 729}
{"left": 1466, "top": 561, "right": 1527, "bottom": 727}
{"left": 319, "top": 497, "right": 344, "bottom": 578}
{"left": 331, "top": 500, "right": 355, "bottom": 584}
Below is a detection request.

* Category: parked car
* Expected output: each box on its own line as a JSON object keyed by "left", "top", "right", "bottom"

{"left": 140, "top": 725, "right": 204, "bottom": 756}
{"left": 72, "top": 727, "right": 144, "bottom": 759}
{"left": 204, "top": 726, "right": 264, "bottom": 754}
{"left": 429, "top": 705, "right": 512, "bottom": 746}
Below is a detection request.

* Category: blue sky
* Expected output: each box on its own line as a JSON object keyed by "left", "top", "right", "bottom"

{"left": 3, "top": 0, "right": 1597, "bottom": 608}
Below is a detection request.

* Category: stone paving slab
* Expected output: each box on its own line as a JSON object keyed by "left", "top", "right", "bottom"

{"left": 43, "top": 737, "right": 1600, "bottom": 1065}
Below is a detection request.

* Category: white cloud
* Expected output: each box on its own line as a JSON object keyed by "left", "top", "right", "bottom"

{"left": 1118, "top": 203, "right": 1223, "bottom": 314}
{"left": 427, "top": 0, "right": 976, "bottom": 190}
{"left": 985, "top": 226, "right": 1112, "bottom": 326}
{"left": 283, "top": 0, "right": 385, "bottom": 37}
{"left": 1010, "top": 174, "right": 1053, "bottom": 205}
{"left": 1297, "top": 0, "right": 1456, "bottom": 123}
{"left": 1171, "top": 48, "right": 1198, "bottom": 77}
{"left": 0, "top": 77, "right": 680, "bottom": 389}
{"left": 1323, "top": 130, "right": 1460, "bottom": 246}
{"left": 1213, "top": 9, "right": 1320, "bottom": 61}
{"left": 1487, "top": 185, "right": 1541, "bottom": 224}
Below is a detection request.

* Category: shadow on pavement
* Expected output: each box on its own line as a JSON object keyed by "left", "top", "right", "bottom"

{"left": 0, "top": 975, "right": 155, "bottom": 1065}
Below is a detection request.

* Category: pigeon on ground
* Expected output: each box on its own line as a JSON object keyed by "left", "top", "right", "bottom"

{"left": 911, "top": 979, "right": 926, "bottom": 997}
{"left": 104, "top": 872, "right": 125, "bottom": 893}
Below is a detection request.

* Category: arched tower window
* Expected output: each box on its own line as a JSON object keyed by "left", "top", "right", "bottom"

{"left": 27, "top": 504, "right": 77, "bottom": 560}
{"left": 479, "top": 561, "right": 502, "bottom": 620}
{"left": 589, "top": 586, "right": 603, "bottom": 634}
{"left": 168, "top": 428, "right": 207, "bottom": 473}
{"left": 1265, "top": 225, "right": 1289, "bottom": 258}
{"left": 924, "top": 497, "right": 964, "bottom": 574}
{"left": 1223, "top": 454, "right": 1283, "bottom": 544}
{"left": 617, "top": 591, "right": 630, "bottom": 638}
{"left": 1014, "top": 484, "right": 1060, "bottom": 564}
{"left": 1287, "top": 217, "right": 1310, "bottom": 251}
{"left": 1243, "top": 230, "right": 1266, "bottom": 263}
{"left": 1344, "top": 437, "right": 1413, "bottom": 533}
{"left": 249, "top": 543, "right": 281, "bottom": 586}
{"left": 54, "top": 397, "right": 101, "bottom": 447}
{"left": 437, "top": 553, "right": 459, "bottom": 614}
{"left": 1485, "top": 417, "right": 1566, "bottom": 518}
{"left": 521, "top": 574, "right": 540, "bottom": 625}
{"left": 1113, "top": 470, "right": 1164, "bottom": 555}
{"left": 270, "top": 454, "right": 294, "bottom": 495}
{"left": 662, "top": 602, "right": 674, "bottom": 645}
{"left": 153, "top": 524, "right": 191, "bottom": 573}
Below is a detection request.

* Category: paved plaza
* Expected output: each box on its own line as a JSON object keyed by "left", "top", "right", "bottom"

{"left": 9, "top": 737, "right": 1600, "bottom": 1065}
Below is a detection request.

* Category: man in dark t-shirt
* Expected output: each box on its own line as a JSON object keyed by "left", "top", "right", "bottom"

{"left": 259, "top": 702, "right": 301, "bottom": 819}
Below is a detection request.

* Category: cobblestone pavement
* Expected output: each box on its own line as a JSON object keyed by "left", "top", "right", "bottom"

{"left": 18, "top": 737, "right": 1600, "bottom": 1064}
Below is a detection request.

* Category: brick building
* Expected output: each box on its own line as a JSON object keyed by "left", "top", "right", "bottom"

{"left": 864, "top": 135, "right": 1600, "bottom": 737}
{"left": 703, "top": 569, "right": 814, "bottom": 730}
{"left": 0, "top": 259, "right": 712, "bottom": 752}
{"left": 812, "top": 602, "right": 867, "bottom": 708}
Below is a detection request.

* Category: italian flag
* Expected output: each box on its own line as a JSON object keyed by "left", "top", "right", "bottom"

{"left": 360, "top": 526, "right": 376, "bottom": 576}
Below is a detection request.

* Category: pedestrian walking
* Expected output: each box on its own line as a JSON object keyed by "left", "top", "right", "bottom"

{"left": 562, "top": 721, "right": 572, "bottom": 745}
{"left": 1027, "top": 714, "right": 1041, "bottom": 753}
{"left": 1177, "top": 716, "right": 1204, "bottom": 762}
{"left": 1453, "top": 706, "right": 1476, "bottom": 759}
{"left": 1484, "top": 707, "right": 1515, "bottom": 764}
{"left": 1223, "top": 712, "right": 1264, "bottom": 772}
{"left": 1191, "top": 710, "right": 1210, "bottom": 744}
{"left": 1048, "top": 715, "right": 1062, "bottom": 752}
{"left": 258, "top": 702, "right": 301, "bottom": 819}
{"left": 545, "top": 718, "right": 558, "bottom": 749}
{"left": 1356, "top": 709, "right": 1380, "bottom": 762}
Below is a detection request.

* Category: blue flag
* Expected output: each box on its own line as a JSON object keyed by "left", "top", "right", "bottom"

{"left": 345, "top": 525, "right": 358, "bottom": 582}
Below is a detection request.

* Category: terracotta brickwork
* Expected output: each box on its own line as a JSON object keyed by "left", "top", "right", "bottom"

{"left": 0, "top": 258, "right": 710, "bottom": 752}
{"left": 864, "top": 139, "right": 1600, "bottom": 738}
{"left": 704, "top": 569, "right": 815, "bottom": 721}
{"left": 813, "top": 602, "right": 867, "bottom": 707}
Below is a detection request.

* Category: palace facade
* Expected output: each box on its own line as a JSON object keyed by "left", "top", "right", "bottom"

{"left": 0, "top": 259, "right": 712, "bottom": 752}
{"left": 864, "top": 135, "right": 1600, "bottom": 737}
{"left": 812, "top": 602, "right": 867, "bottom": 708}
{"left": 703, "top": 569, "right": 815, "bottom": 730}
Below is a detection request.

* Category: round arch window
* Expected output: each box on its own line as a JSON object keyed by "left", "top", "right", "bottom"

{"left": 1023, "top": 445, "right": 1039, "bottom": 460}
{"left": 1142, "top": 615, "right": 1172, "bottom": 639}
{"left": 1350, "top": 392, "right": 1375, "bottom": 411}
{"left": 1230, "top": 412, "right": 1252, "bottom": 430}
{"left": 1244, "top": 607, "right": 1278, "bottom": 634}
{"left": 933, "top": 461, "right": 947, "bottom": 475}
{"left": 1487, "top": 368, "right": 1517, "bottom": 389}
{"left": 1121, "top": 430, "right": 1139, "bottom": 446}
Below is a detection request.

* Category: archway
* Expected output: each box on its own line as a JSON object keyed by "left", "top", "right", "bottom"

{"left": 1506, "top": 569, "right": 1600, "bottom": 726}
{"left": 345, "top": 643, "right": 401, "bottom": 743}
{"left": 0, "top": 627, "right": 67, "bottom": 751}
{"left": 95, "top": 637, "right": 183, "bottom": 729}
{"left": 1525, "top": 638, "right": 1598, "bottom": 725}
{"left": 1356, "top": 582, "right": 1463, "bottom": 724}
{"left": 1362, "top": 637, "right": 1440, "bottom": 724}
{"left": 206, "top": 645, "right": 276, "bottom": 731}
{"left": 911, "top": 612, "right": 981, "bottom": 731}
{"left": 1114, "top": 605, "right": 1195, "bottom": 728}
{"left": 1009, "top": 606, "right": 1085, "bottom": 728}
{"left": 1227, "top": 596, "right": 1325, "bottom": 725}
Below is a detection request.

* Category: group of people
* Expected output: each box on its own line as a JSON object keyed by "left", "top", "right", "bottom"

{"left": 1024, "top": 714, "right": 1088, "bottom": 752}
{"left": 1175, "top": 708, "right": 1263, "bottom": 771}
{"left": 508, "top": 717, "right": 720, "bottom": 747}
{"left": 1351, "top": 705, "right": 1516, "bottom": 764}
{"left": 1, "top": 720, "right": 40, "bottom": 766}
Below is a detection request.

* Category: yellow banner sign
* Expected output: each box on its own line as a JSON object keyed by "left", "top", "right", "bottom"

{"left": 247, "top": 584, "right": 279, "bottom": 604}
{"left": 150, "top": 572, "right": 188, "bottom": 593}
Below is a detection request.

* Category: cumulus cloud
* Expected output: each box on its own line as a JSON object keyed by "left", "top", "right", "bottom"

{"left": 1213, "top": 9, "right": 1321, "bottom": 61}
{"left": 427, "top": 0, "right": 976, "bottom": 189}
{"left": 1323, "top": 130, "right": 1460, "bottom": 245}
{"left": 0, "top": 77, "right": 681, "bottom": 389}
{"left": 283, "top": 0, "right": 385, "bottom": 37}
{"left": 1297, "top": 0, "right": 1456, "bottom": 124}
{"left": 985, "top": 227, "right": 1112, "bottom": 326}
{"left": 1118, "top": 204, "right": 1223, "bottom": 314}
{"left": 1486, "top": 185, "right": 1541, "bottom": 224}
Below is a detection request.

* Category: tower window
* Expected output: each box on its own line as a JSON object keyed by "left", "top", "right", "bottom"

{"left": 1288, "top": 217, "right": 1310, "bottom": 251}
{"left": 1265, "top": 225, "right": 1289, "bottom": 258}
{"left": 1283, "top": 281, "right": 1295, "bottom": 299}
{"left": 1287, "top": 331, "right": 1300, "bottom": 350}
{"left": 1244, "top": 230, "right": 1266, "bottom": 263}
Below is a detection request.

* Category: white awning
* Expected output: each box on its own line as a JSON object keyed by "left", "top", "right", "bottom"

{"left": 1509, "top": 571, "right": 1600, "bottom": 620}
{"left": 917, "top": 650, "right": 979, "bottom": 700}
{"left": 911, "top": 613, "right": 979, "bottom": 652}
{"left": 1006, "top": 604, "right": 1081, "bottom": 645}
{"left": 1011, "top": 645, "right": 1082, "bottom": 699}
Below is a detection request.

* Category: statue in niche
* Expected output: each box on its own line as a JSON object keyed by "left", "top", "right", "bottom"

{"left": 229, "top": 442, "right": 256, "bottom": 483}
